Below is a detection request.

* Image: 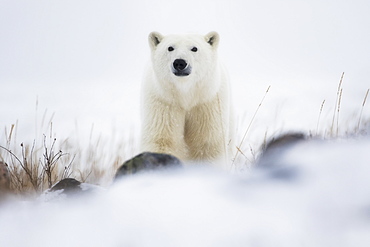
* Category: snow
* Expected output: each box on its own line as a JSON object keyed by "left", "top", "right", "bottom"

{"left": 1, "top": 0, "right": 370, "bottom": 246}
{"left": 1, "top": 138, "right": 370, "bottom": 246}
{"left": 1, "top": 0, "right": 369, "bottom": 147}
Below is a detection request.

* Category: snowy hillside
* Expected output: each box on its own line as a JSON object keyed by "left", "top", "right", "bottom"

{"left": 1, "top": 137, "right": 370, "bottom": 247}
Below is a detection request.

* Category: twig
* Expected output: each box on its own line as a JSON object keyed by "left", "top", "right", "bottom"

{"left": 42, "top": 135, "right": 64, "bottom": 188}
{"left": 0, "top": 144, "right": 39, "bottom": 192}
{"left": 62, "top": 154, "right": 76, "bottom": 179}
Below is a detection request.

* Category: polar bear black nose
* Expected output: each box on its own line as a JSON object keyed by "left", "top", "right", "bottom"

{"left": 173, "top": 59, "right": 187, "bottom": 71}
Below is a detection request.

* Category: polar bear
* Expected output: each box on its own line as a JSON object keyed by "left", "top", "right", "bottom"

{"left": 140, "top": 31, "right": 234, "bottom": 166}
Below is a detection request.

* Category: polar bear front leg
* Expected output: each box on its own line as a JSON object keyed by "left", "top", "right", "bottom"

{"left": 141, "top": 99, "right": 188, "bottom": 160}
{"left": 184, "top": 98, "right": 229, "bottom": 163}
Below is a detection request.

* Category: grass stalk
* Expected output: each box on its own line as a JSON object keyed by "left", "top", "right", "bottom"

{"left": 330, "top": 72, "right": 345, "bottom": 136}
{"left": 357, "top": 88, "right": 369, "bottom": 132}
{"left": 231, "top": 85, "right": 270, "bottom": 167}
{"left": 336, "top": 88, "right": 343, "bottom": 136}
{"left": 316, "top": 100, "right": 325, "bottom": 136}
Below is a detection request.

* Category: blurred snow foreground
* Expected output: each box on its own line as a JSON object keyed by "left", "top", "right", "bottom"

{"left": 1, "top": 137, "right": 370, "bottom": 247}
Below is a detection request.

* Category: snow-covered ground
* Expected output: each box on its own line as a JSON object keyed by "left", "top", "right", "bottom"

{"left": 1, "top": 137, "right": 370, "bottom": 247}
{"left": 1, "top": 1, "right": 370, "bottom": 246}
{"left": 1, "top": 0, "right": 369, "bottom": 147}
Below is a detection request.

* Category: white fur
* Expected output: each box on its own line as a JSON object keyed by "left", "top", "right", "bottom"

{"left": 141, "top": 31, "right": 234, "bottom": 166}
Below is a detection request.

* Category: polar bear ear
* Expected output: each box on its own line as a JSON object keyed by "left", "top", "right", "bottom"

{"left": 148, "top": 32, "right": 163, "bottom": 50}
{"left": 205, "top": 31, "right": 220, "bottom": 49}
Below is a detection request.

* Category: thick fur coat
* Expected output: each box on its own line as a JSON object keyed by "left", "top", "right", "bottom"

{"left": 141, "top": 31, "right": 234, "bottom": 166}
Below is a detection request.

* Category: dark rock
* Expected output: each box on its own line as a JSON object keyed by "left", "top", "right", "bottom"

{"left": 41, "top": 178, "right": 102, "bottom": 201}
{"left": 115, "top": 152, "right": 182, "bottom": 181}
{"left": 263, "top": 132, "right": 306, "bottom": 153}
{"left": 50, "top": 178, "right": 82, "bottom": 194}
{"left": 257, "top": 132, "right": 306, "bottom": 168}
{"left": 256, "top": 133, "right": 307, "bottom": 181}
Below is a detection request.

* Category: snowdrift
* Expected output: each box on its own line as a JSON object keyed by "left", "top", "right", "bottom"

{"left": 1, "top": 138, "right": 370, "bottom": 247}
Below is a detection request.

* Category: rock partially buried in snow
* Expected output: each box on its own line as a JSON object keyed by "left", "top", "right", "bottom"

{"left": 115, "top": 152, "right": 183, "bottom": 181}
{"left": 257, "top": 132, "right": 307, "bottom": 168}
{"left": 256, "top": 132, "right": 307, "bottom": 181}
{"left": 41, "top": 178, "right": 103, "bottom": 202}
{"left": 50, "top": 178, "right": 82, "bottom": 194}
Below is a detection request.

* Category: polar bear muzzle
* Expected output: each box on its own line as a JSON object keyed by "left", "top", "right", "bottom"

{"left": 172, "top": 59, "right": 192, "bottom": 76}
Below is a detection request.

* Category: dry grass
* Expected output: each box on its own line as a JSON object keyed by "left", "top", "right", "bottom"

{"left": 0, "top": 133, "right": 74, "bottom": 196}
{"left": 316, "top": 100, "right": 326, "bottom": 135}
{"left": 316, "top": 72, "right": 369, "bottom": 138}
{"left": 231, "top": 85, "right": 271, "bottom": 168}
{"left": 1, "top": 74, "right": 369, "bottom": 195}
{"left": 0, "top": 118, "right": 137, "bottom": 196}
{"left": 330, "top": 72, "right": 345, "bottom": 137}
{"left": 232, "top": 72, "right": 369, "bottom": 170}
{"left": 357, "top": 89, "right": 369, "bottom": 132}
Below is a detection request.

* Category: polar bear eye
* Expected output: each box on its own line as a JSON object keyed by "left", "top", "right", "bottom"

{"left": 168, "top": 46, "right": 174, "bottom": 52}
{"left": 191, "top": 47, "right": 198, "bottom": 52}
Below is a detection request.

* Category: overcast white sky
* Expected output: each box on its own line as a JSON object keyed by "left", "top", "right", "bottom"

{"left": 1, "top": 0, "right": 369, "bottom": 148}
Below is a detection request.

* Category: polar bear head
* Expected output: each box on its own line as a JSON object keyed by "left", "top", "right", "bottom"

{"left": 148, "top": 32, "right": 220, "bottom": 84}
